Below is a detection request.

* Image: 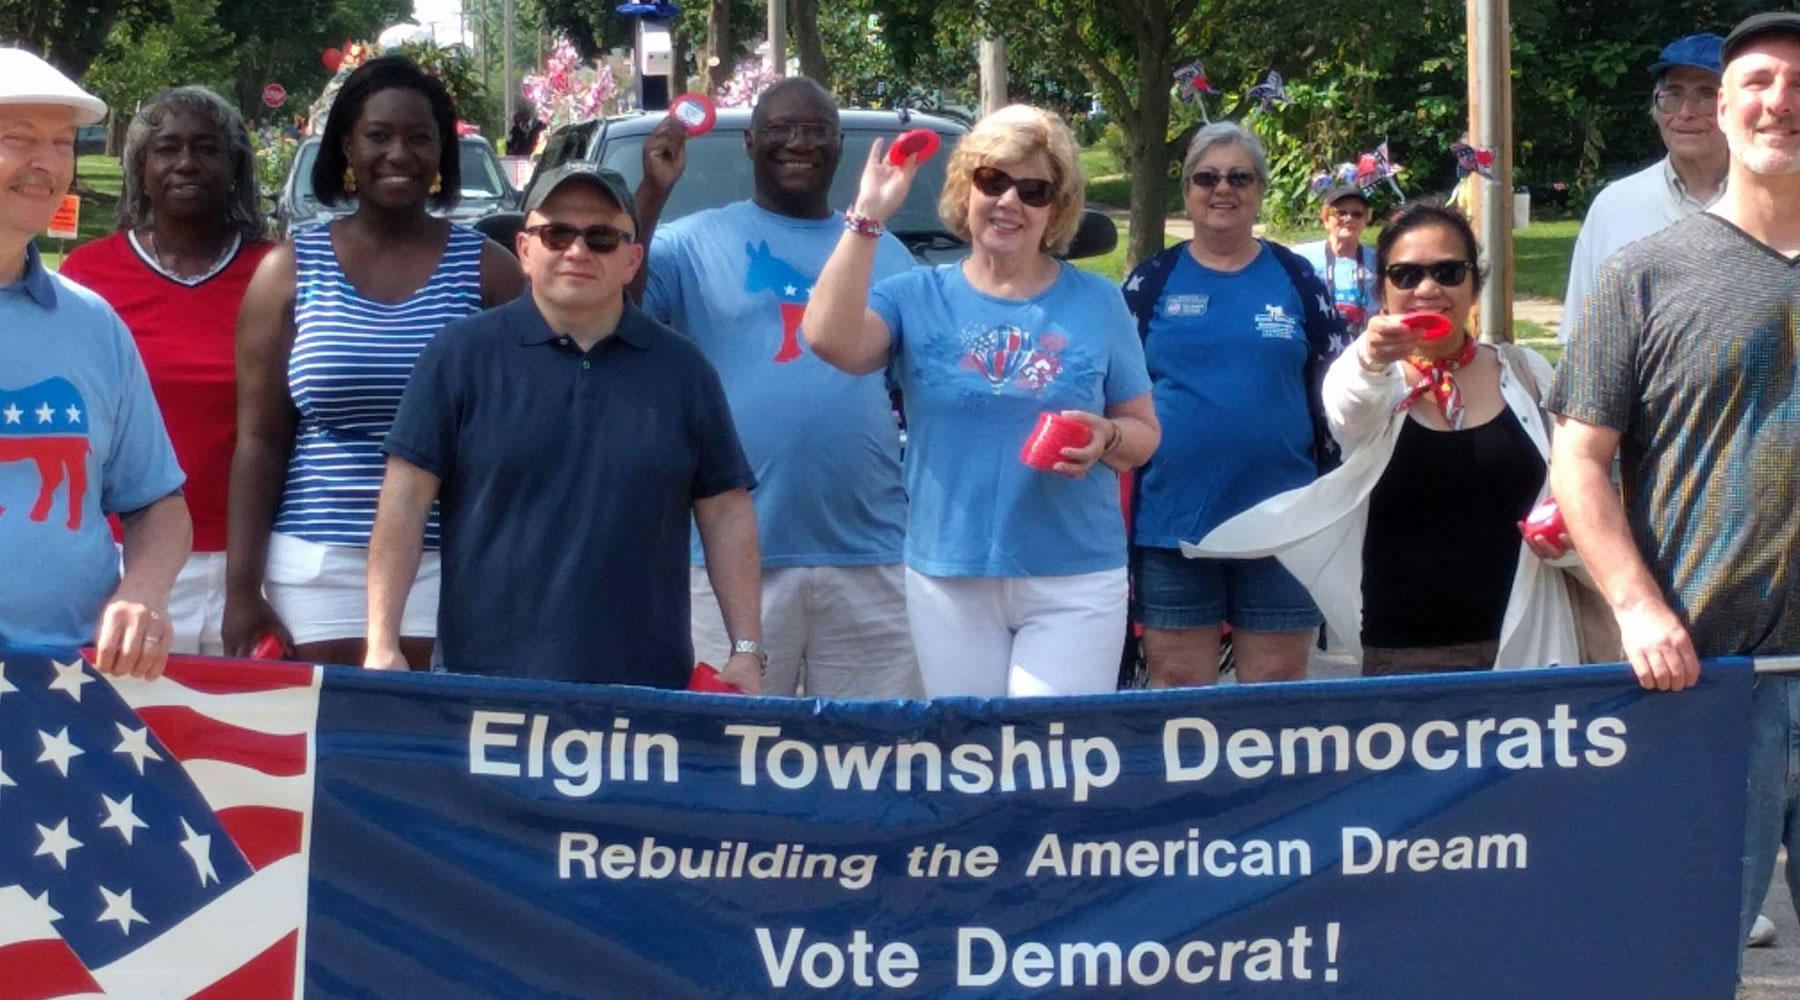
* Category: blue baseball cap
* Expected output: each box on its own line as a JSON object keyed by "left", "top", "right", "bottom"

{"left": 1650, "top": 33, "right": 1724, "bottom": 76}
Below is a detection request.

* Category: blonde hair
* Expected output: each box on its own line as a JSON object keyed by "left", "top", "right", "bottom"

{"left": 938, "top": 104, "right": 1085, "bottom": 255}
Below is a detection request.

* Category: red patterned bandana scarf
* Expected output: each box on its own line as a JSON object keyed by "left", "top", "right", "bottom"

{"left": 1396, "top": 336, "right": 1479, "bottom": 429}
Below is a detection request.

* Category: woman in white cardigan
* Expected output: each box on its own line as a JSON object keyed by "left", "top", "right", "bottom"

{"left": 1192, "top": 204, "right": 1586, "bottom": 673}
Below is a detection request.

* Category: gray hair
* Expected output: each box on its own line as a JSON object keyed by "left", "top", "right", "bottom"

{"left": 119, "top": 86, "right": 266, "bottom": 240}
{"left": 1181, "top": 121, "right": 1271, "bottom": 189}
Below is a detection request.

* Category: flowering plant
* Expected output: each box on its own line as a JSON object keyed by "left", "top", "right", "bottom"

{"left": 521, "top": 35, "right": 624, "bottom": 130}
{"left": 715, "top": 57, "right": 782, "bottom": 108}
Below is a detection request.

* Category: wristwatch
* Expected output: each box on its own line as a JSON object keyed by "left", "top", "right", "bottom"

{"left": 732, "top": 639, "right": 768, "bottom": 667}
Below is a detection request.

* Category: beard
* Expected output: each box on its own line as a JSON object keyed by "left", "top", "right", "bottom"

{"left": 1729, "top": 116, "right": 1800, "bottom": 175}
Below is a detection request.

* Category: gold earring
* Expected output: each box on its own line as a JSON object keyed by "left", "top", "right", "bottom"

{"left": 343, "top": 167, "right": 356, "bottom": 193}
{"left": 429, "top": 173, "right": 442, "bottom": 195}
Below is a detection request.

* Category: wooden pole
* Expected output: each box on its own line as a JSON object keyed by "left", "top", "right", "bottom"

{"left": 503, "top": 0, "right": 516, "bottom": 137}
{"left": 767, "top": 0, "right": 787, "bottom": 77}
{"left": 1467, "top": 0, "right": 1514, "bottom": 343}
{"left": 979, "top": 39, "right": 1008, "bottom": 117}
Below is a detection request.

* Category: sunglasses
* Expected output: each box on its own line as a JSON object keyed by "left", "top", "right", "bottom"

{"left": 1191, "top": 169, "right": 1258, "bottom": 190}
{"left": 971, "top": 165, "right": 1055, "bottom": 207}
{"left": 1331, "top": 208, "right": 1368, "bottom": 221}
{"left": 524, "top": 222, "right": 635, "bottom": 254}
{"left": 1383, "top": 260, "right": 1473, "bottom": 290}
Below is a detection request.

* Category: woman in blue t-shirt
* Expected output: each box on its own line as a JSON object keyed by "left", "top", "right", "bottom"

{"left": 1119, "top": 122, "right": 1348, "bottom": 689}
{"left": 805, "top": 104, "right": 1160, "bottom": 697}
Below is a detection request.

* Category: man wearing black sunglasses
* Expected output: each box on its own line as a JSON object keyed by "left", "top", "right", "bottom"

{"left": 367, "top": 163, "right": 764, "bottom": 692}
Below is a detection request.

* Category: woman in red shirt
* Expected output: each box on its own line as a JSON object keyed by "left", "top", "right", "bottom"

{"left": 61, "top": 86, "right": 274, "bottom": 654}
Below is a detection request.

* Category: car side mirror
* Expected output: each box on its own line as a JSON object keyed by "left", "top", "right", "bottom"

{"left": 1063, "top": 208, "right": 1118, "bottom": 260}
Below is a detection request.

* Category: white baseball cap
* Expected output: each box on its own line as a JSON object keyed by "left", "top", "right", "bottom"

{"left": 0, "top": 48, "right": 108, "bottom": 125}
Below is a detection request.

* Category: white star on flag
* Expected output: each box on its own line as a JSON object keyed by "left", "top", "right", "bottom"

{"left": 65, "top": 403, "right": 81, "bottom": 423}
{"left": 1, "top": 402, "right": 19, "bottom": 423}
{"left": 37, "top": 726, "right": 84, "bottom": 776}
{"left": 48, "top": 657, "right": 94, "bottom": 701}
{"left": 35, "top": 817, "right": 84, "bottom": 869}
{"left": 99, "top": 792, "right": 149, "bottom": 845}
{"left": 35, "top": 401, "right": 54, "bottom": 423}
{"left": 179, "top": 818, "right": 219, "bottom": 885}
{"left": 1125, "top": 274, "right": 1143, "bottom": 292}
{"left": 113, "top": 721, "right": 163, "bottom": 774}
{"left": 0, "top": 660, "right": 16, "bottom": 702}
{"left": 0, "top": 751, "right": 15, "bottom": 799}
{"left": 96, "top": 886, "right": 148, "bottom": 934}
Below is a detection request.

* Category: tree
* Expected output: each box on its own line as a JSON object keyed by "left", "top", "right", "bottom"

{"left": 789, "top": 0, "right": 828, "bottom": 85}
{"left": 211, "top": 0, "right": 411, "bottom": 123}
{"left": 83, "top": 0, "right": 236, "bottom": 122}
{"left": 0, "top": 0, "right": 161, "bottom": 78}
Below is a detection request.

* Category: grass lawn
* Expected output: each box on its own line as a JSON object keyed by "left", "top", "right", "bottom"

{"left": 36, "top": 154, "right": 124, "bottom": 269}
{"left": 1512, "top": 219, "right": 1579, "bottom": 300}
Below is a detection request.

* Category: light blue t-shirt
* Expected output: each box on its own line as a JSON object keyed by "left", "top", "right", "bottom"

{"left": 869, "top": 262, "right": 1152, "bottom": 577}
{"left": 0, "top": 245, "right": 185, "bottom": 648}
{"left": 1134, "top": 245, "right": 1316, "bottom": 549}
{"left": 1292, "top": 239, "right": 1377, "bottom": 334}
{"left": 643, "top": 201, "right": 914, "bottom": 567}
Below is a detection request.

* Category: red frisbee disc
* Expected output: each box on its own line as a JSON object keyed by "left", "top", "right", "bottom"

{"left": 888, "top": 128, "right": 941, "bottom": 166}
{"left": 1400, "top": 311, "right": 1453, "bottom": 340}
{"left": 669, "top": 92, "right": 717, "bottom": 137}
{"left": 688, "top": 662, "right": 742, "bottom": 694}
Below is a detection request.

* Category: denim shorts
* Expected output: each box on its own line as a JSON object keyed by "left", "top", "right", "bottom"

{"left": 1130, "top": 545, "right": 1323, "bottom": 632}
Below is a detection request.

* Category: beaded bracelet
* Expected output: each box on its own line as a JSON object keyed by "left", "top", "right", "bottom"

{"left": 844, "top": 211, "right": 884, "bottom": 238}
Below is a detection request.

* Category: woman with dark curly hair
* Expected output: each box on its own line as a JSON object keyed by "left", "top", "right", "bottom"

{"left": 227, "top": 56, "right": 524, "bottom": 669}
{"left": 61, "top": 85, "right": 271, "bottom": 655}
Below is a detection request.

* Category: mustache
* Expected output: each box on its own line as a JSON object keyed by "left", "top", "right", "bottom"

{"left": 8, "top": 170, "right": 58, "bottom": 189}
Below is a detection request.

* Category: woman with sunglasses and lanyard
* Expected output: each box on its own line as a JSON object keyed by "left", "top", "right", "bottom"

{"left": 1120, "top": 122, "right": 1348, "bottom": 689}
{"left": 229, "top": 56, "right": 524, "bottom": 669}
{"left": 805, "top": 104, "right": 1159, "bottom": 698}
{"left": 1193, "top": 203, "right": 1590, "bottom": 675}
{"left": 1292, "top": 185, "right": 1378, "bottom": 337}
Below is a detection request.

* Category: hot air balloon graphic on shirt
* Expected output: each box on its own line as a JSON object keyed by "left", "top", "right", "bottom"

{"left": 960, "top": 325, "right": 1067, "bottom": 395}
{"left": 744, "top": 241, "right": 815, "bottom": 364}
{"left": 0, "top": 377, "right": 91, "bottom": 531}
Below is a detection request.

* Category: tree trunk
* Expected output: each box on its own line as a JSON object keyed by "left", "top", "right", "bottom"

{"left": 705, "top": 0, "right": 731, "bottom": 95}
{"left": 978, "top": 38, "right": 1007, "bottom": 117}
{"left": 1125, "top": 14, "right": 1178, "bottom": 268}
{"left": 789, "top": 0, "right": 828, "bottom": 86}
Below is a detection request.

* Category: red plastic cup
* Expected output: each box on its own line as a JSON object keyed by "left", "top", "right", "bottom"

{"left": 1334, "top": 302, "right": 1367, "bottom": 327}
{"left": 669, "top": 92, "right": 717, "bottom": 137}
{"left": 688, "top": 661, "right": 742, "bottom": 694}
{"left": 1020, "top": 412, "right": 1094, "bottom": 471}
{"left": 1400, "top": 311, "right": 1453, "bottom": 341}
{"left": 887, "top": 128, "right": 941, "bottom": 166}
{"left": 1521, "top": 499, "right": 1566, "bottom": 546}
{"left": 250, "top": 633, "right": 286, "bottom": 660}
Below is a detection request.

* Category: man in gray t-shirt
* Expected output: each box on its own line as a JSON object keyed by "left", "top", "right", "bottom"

{"left": 1548, "top": 11, "right": 1800, "bottom": 953}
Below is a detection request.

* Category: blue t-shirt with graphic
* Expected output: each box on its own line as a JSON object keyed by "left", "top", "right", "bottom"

{"left": 1134, "top": 245, "right": 1317, "bottom": 548}
{"left": 869, "top": 262, "right": 1152, "bottom": 578}
{"left": 1293, "top": 240, "right": 1377, "bottom": 334}
{"left": 643, "top": 201, "right": 915, "bottom": 567}
{"left": 0, "top": 246, "right": 185, "bottom": 648}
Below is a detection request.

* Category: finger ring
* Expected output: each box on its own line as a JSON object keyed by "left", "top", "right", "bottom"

{"left": 144, "top": 634, "right": 162, "bottom": 645}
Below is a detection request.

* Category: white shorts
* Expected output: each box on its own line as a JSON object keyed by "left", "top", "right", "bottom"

{"left": 167, "top": 551, "right": 228, "bottom": 655}
{"left": 265, "top": 532, "right": 440, "bottom": 645}
{"left": 691, "top": 564, "right": 922, "bottom": 699}
{"left": 905, "top": 567, "right": 1128, "bottom": 698}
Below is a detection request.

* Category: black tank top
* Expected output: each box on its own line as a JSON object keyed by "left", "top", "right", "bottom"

{"left": 1361, "top": 406, "right": 1546, "bottom": 647}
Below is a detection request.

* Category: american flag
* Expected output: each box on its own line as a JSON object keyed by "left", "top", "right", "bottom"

{"left": 0, "top": 652, "right": 318, "bottom": 999}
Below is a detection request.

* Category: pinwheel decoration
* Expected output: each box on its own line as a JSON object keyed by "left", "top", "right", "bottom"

{"left": 1451, "top": 140, "right": 1497, "bottom": 179}
{"left": 1245, "top": 70, "right": 1288, "bottom": 112}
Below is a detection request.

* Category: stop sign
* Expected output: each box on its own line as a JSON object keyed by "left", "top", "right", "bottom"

{"left": 262, "top": 83, "right": 287, "bottom": 109}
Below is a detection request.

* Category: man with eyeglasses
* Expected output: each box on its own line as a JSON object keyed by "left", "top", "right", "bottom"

{"left": 366, "top": 163, "right": 765, "bottom": 691}
{"left": 1562, "top": 33, "right": 1727, "bottom": 340}
{"left": 1292, "top": 186, "right": 1377, "bottom": 336}
{"left": 1549, "top": 12, "right": 1800, "bottom": 956}
{"left": 633, "top": 76, "right": 924, "bottom": 700}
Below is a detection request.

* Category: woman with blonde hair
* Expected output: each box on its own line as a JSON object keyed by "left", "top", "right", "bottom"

{"left": 804, "top": 104, "right": 1160, "bottom": 697}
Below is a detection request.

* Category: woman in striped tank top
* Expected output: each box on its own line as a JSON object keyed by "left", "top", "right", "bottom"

{"left": 227, "top": 57, "right": 524, "bottom": 669}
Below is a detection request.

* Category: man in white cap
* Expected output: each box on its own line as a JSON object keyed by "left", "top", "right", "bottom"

{"left": 0, "top": 48, "right": 190, "bottom": 679}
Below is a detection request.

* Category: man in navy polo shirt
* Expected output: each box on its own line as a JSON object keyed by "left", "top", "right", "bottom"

{"left": 365, "top": 164, "right": 765, "bottom": 691}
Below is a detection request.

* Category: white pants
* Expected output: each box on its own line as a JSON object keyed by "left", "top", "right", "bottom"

{"left": 905, "top": 567, "right": 1128, "bottom": 697}
{"left": 166, "top": 551, "right": 228, "bottom": 655}
{"left": 691, "top": 564, "right": 922, "bottom": 699}
{"left": 265, "top": 532, "right": 440, "bottom": 644}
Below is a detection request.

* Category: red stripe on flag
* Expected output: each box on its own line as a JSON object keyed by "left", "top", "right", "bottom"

{"left": 0, "top": 937, "right": 103, "bottom": 1000}
{"left": 186, "top": 929, "right": 298, "bottom": 1000}
{"left": 137, "top": 705, "right": 309, "bottom": 777}
{"left": 160, "top": 657, "right": 316, "bottom": 695}
{"left": 216, "top": 805, "right": 304, "bottom": 870}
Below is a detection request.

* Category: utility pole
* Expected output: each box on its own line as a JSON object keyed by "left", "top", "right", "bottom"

{"left": 979, "top": 39, "right": 1007, "bottom": 117}
{"left": 503, "top": 0, "right": 516, "bottom": 132}
{"left": 1466, "top": 0, "right": 1513, "bottom": 343}
{"left": 766, "top": 0, "right": 786, "bottom": 77}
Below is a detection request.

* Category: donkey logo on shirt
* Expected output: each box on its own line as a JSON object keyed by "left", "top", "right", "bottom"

{"left": 0, "top": 377, "right": 91, "bottom": 531}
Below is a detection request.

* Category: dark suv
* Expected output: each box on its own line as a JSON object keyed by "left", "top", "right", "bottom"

{"left": 479, "top": 107, "right": 1116, "bottom": 261}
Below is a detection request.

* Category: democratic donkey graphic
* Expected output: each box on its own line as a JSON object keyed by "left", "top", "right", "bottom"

{"left": 0, "top": 377, "right": 91, "bottom": 530}
{"left": 744, "top": 240, "right": 816, "bottom": 364}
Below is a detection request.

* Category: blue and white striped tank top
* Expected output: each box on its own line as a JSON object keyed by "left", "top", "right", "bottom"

{"left": 274, "top": 223, "right": 485, "bottom": 548}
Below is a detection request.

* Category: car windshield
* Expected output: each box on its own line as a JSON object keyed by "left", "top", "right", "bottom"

{"left": 292, "top": 140, "right": 511, "bottom": 204}
{"left": 595, "top": 128, "right": 955, "bottom": 238}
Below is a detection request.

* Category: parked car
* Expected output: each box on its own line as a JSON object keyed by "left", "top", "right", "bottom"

{"left": 276, "top": 135, "right": 521, "bottom": 234}
{"left": 477, "top": 108, "right": 1117, "bottom": 262}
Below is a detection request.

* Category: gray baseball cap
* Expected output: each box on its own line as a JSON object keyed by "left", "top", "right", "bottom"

{"left": 525, "top": 163, "right": 638, "bottom": 229}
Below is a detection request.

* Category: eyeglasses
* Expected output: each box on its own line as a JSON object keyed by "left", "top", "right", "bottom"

{"left": 1383, "top": 260, "right": 1473, "bottom": 290}
{"left": 523, "top": 222, "right": 635, "bottom": 254}
{"left": 756, "top": 122, "right": 840, "bottom": 144}
{"left": 1331, "top": 208, "right": 1368, "bottom": 222}
{"left": 1653, "top": 86, "right": 1719, "bottom": 114}
{"left": 970, "top": 165, "right": 1055, "bottom": 207}
{"left": 1191, "top": 169, "right": 1258, "bottom": 190}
